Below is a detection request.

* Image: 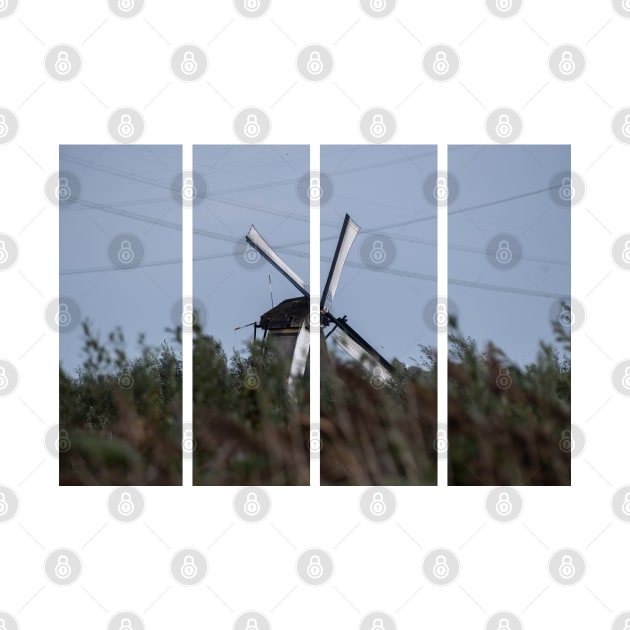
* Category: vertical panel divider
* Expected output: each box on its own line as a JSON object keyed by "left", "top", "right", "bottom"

{"left": 437, "top": 143, "right": 448, "bottom": 488}
{"left": 183, "top": 144, "right": 192, "bottom": 487}
{"left": 310, "top": 143, "right": 321, "bottom": 487}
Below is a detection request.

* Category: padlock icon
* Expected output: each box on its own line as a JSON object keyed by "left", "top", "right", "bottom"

{"left": 57, "top": 428, "right": 71, "bottom": 452}
{"left": 432, "top": 554, "right": 449, "bottom": 579}
{"left": 432, "top": 50, "right": 449, "bottom": 75}
{"left": 56, "top": 176, "right": 72, "bottom": 201}
{"left": 118, "top": 0, "right": 135, "bottom": 11}
{"left": 433, "top": 303, "right": 448, "bottom": 328}
{"left": 622, "top": 114, "right": 630, "bottom": 138}
{"left": 308, "top": 176, "right": 321, "bottom": 201}
{"left": 244, "top": 0, "right": 261, "bottom": 11}
{"left": 558, "top": 303, "right": 574, "bottom": 328}
{"left": 307, "top": 51, "right": 324, "bottom": 75}
{"left": 369, "top": 114, "right": 386, "bottom": 138}
{"left": 495, "top": 239, "right": 513, "bottom": 264}
{"left": 119, "top": 618, "right": 134, "bottom": 630}
{"left": 182, "top": 176, "right": 196, "bottom": 201}
{"left": 369, "top": 491, "right": 386, "bottom": 516}
{"left": 497, "top": 619, "right": 511, "bottom": 630}
{"left": 371, "top": 366, "right": 386, "bottom": 388}
{"left": 244, "top": 242, "right": 260, "bottom": 264}
{"left": 246, "top": 619, "right": 260, "bottom": 630}
{"left": 54, "top": 554, "right": 72, "bottom": 579}
{"left": 435, "top": 428, "right": 447, "bottom": 452}
{"left": 0, "top": 491, "right": 8, "bottom": 516}
{"left": 495, "top": 114, "right": 513, "bottom": 138}
{"left": 369, "top": 0, "right": 387, "bottom": 11}
{"left": 0, "top": 239, "right": 8, "bottom": 264}
{"left": 622, "top": 366, "right": 630, "bottom": 390}
{"left": 182, "top": 302, "right": 195, "bottom": 327}
{"left": 434, "top": 175, "right": 448, "bottom": 201}
{"left": 558, "top": 554, "right": 576, "bottom": 579}
{"left": 118, "top": 491, "right": 135, "bottom": 516}
{"left": 306, "top": 554, "right": 323, "bottom": 579}
{"left": 558, "top": 51, "right": 576, "bottom": 76}
{"left": 496, "top": 367, "right": 512, "bottom": 389}
{"left": 118, "top": 366, "right": 133, "bottom": 389}
{"left": 182, "top": 428, "right": 195, "bottom": 452}
{"left": 309, "top": 428, "right": 321, "bottom": 452}
{"left": 181, "top": 555, "right": 198, "bottom": 579}
{"left": 369, "top": 239, "right": 386, "bottom": 264}
{"left": 118, "top": 114, "right": 135, "bottom": 138}
{"left": 0, "top": 366, "right": 8, "bottom": 390}
{"left": 621, "top": 492, "right": 630, "bottom": 516}
{"left": 244, "top": 491, "right": 261, "bottom": 516}
{"left": 621, "top": 240, "right": 630, "bottom": 264}
{"left": 181, "top": 51, "right": 198, "bottom": 75}
{"left": 56, "top": 303, "right": 72, "bottom": 328}
{"left": 244, "top": 113, "right": 261, "bottom": 138}
{"left": 117, "top": 240, "right": 135, "bottom": 264}
{"left": 495, "top": 491, "right": 513, "bottom": 516}
{"left": 496, "top": 0, "right": 513, "bottom": 11}
{"left": 245, "top": 367, "right": 259, "bottom": 389}
{"left": 559, "top": 176, "right": 573, "bottom": 202}
{"left": 0, "top": 114, "right": 8, "bottom": 138}
{"left": 54, "top": 51, "right": 72, "bottom": 76}
{"left": 371, "top": 619, "right": 385, "bottom": 630}
{"left": 559, "top": 428, "right": 573, "bottom": 453}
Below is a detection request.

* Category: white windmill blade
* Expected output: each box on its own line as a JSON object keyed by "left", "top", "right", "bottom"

{"left": 287, "top": 322, "right": 310, "bottom": 392}
{"left": 332, "top": 328, "right": 392, "bottom": 382}
{"left": 321, "top": 214, "right": 360, "bottom": 309}
{"left": 246, "top": 225, "right": 309, "bottom": 297}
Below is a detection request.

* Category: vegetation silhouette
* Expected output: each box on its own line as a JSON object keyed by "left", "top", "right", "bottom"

{"left": 59, "top": 309, "right": 570, "bottom": 486}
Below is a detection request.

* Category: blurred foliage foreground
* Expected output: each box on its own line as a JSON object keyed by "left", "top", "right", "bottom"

{"left": 60, "top": 316, "right": 570, "bottom": 487}
{"left": 322, "top": 317, "right": 570, "bottom": 486}
{"left": 59, "top": 320, "right": 310, "bottom": 486}
{"left": 60, "top": 323, "right": 183, "bottom": 485}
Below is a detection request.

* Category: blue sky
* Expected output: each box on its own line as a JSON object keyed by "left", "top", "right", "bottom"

{"left": 193, "top": 145, "right": 310, "bottom": 357}
{"left": 320, "top": 145, "right": 438, "bottom": 367}
{"left": 59, "top": 144, "right": 569, "bottom": 372}
{"left": 60, "top": 145, "right": 182, "bottom": 371}
{"left": 449, "top": 145, "right": 570, "bottom": 365}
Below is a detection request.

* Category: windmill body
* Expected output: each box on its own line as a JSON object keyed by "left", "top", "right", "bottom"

{"left": 258, "top": 296, "right": 308, "bottom": 367}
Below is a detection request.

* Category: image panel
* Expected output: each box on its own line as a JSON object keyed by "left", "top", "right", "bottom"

{"left": 320, "top": 145, "right": 438, "bottom": 486}
{"left": 192, "top": 145, "right": 310, "bottom": 486}
{"left": 59, "top": 145, "right": 183, "bottom": 486}
{"left": 448, "top": 145, "right": 571, "bottom": 486}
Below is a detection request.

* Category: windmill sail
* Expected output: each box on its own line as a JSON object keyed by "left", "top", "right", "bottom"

{"left": 321, "top": 214, "right": 360, "bottom": 309}
{"left": 332, "top": 317, "right": 393, "bottom": 379}
{"left": 246, "top": 226, "right": 309, "bottom": 297}
{"left": 287, "top": 321, "right": 310, "bottom": 393}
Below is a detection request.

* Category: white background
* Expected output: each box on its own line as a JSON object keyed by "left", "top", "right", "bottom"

{"left": 1, "top": 0, "right": 630, "bottom": 628}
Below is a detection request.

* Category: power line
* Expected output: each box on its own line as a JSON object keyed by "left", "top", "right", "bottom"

{"left": 62, "top": 244, "right": 566, "bottom": 301}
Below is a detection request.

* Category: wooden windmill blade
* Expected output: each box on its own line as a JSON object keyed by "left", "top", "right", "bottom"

{"left": 320, "top": 213, "right": 360, "bottom": 310}
{"left": 330, "top": 316, "right": 393, "bottom": 379}
{"left": 246, "top": 225, "right": 309, "bottom": 297}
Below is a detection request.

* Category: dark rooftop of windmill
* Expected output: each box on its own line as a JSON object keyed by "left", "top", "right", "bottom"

{"left": 260, "top": 297, "right": 308, "bottom": 330}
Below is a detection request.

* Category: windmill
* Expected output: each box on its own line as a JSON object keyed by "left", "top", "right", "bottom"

{"left": 243, "top": 213, "right": 393, "bottom": 387}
